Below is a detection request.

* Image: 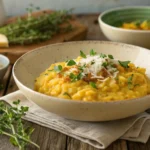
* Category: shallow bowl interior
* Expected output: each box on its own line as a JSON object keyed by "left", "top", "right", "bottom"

{"left": 101, "top": 7, "right": 150, "bottom": 28}
{"left": 13, "top": 41, "right": 150, "bottom": 121}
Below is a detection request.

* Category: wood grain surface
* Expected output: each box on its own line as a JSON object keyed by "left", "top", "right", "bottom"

{"left": 0, "top": 14, "right": 149, "bottom": 150}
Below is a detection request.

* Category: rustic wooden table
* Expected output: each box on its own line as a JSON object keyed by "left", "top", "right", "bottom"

{"left": 0, "top": 14, "right": 150, "bottom": 150}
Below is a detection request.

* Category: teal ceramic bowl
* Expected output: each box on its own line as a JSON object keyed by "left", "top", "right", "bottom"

{"left": 99, "top": 6, "right": 150, "bottom": 48}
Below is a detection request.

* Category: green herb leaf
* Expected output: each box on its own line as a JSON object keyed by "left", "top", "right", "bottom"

{"left": 102, "top": 62, "right": 108, "bottom": 68}
{"left": 100, "top": 53, "right": 107, "bottom": 58}
{"left": 91, "top": 61, "right": 95, "bottom": 65}
{"left": 108, "top": 54, "right": 114, "bottom": 59}
{"left": 54, "top": 65, "right": 62, "bottom": 73}
{"left": 89, "top": 82, "right": 97, "bottom": 89}
{"left": 63, "top": 92, "right": 71, "bottom": 98}
{"left": 69, "top": 73, "right": 77, "bottom": 82}
{"left": 80, "top": 50, "right": 86, "bottom": 58}
{"left": 48, "top": 69, "right": 54, "bottom": 72}
{"left": 69, "top": 72, "right": 83, "bottom": 82}
{"left": 0, "top": 100, "right": 40, "bottom": 149}
{"left": 127, "top": 74, "right": 134, "bottom": 89}
{"left": 90, "top": 49, "right": 97, "bottom": 56}
{"left": 67, "top": 60, "right": 76, "bottom": 66}
{"left": 118, "top": 61, "right": 130, "bottom": 68}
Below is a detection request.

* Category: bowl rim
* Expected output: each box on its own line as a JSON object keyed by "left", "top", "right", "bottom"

{"left": 0, "top": 54, "right": 10, "bottom": 71}
{"left": 99, "top": 6, "right": 150, "bottom": 33}
{"left": 13, "top": 40, "right": 150, "bottom": 104}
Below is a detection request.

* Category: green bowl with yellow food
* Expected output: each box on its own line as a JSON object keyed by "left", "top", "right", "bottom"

{"left": 99, "top": 6, "right": 150, "bottom": 48}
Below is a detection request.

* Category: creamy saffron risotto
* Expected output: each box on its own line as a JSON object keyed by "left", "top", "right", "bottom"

{"left": 121, "top": 20, "right": 150, "bottom": 30}
{"left": 35, "top": 50, "right": 150, "bottom": 102}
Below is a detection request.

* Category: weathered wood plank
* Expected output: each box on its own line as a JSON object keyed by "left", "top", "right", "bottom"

{"left": 128, "top": 138, "right": 150, "bottom": 150}
{"left": 67, "top": 137, "right": 128, "bottom": 150}
{"left": 76, "top": 14, "right": 107, "bottom": 41}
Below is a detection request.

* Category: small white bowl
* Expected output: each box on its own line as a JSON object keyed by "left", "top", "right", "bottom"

{"left": 0, "top": 54, "right": 10, "bottom": 80}
{"left": 98, "top": 6, "right": 150, "bottom": 48}
{"left": 13, "top": 41, "right": 150, "bottom": 121}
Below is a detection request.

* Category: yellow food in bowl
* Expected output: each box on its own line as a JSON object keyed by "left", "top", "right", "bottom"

{"left": 121, "top": 20, "right": 150, "bottom": 30}
{"left": 35, "top": 50, "right": 150, "bottom": 102}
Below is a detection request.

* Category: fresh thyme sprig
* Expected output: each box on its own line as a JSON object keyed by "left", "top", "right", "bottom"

{"left": 0, "top": 6, "right": 72, "bottom": 45}
{"left": 0, "top": 100, "right": 40, "bottom": 150}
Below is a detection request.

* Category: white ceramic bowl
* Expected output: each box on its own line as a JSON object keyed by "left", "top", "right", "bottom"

{"left": 13, "top": 41, "right": 150, "bottom": 121}
{"left": 0, "top": 54, "right": 9, "bottom": 80}
{"left": 99, "top": 6, "right": 150, "bottom": 49}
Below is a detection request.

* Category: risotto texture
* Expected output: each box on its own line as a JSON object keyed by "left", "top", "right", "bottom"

{"left": 121, "top": 20, "right": 150, "bottom": 30}
{"left": 35, "top": 50, "right": 150, "bottom": 102}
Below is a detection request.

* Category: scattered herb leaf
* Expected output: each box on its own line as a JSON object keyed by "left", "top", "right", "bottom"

{"left": 118, "top": 61, "right": 130, "bottom": 68}
{"left": 127, "top": 74, "right": 134, "bottom": 89}
{"left": 0, "top": 100, "right": 40, "bottom": 149}
{"left": 69, "top": 72, "right": 83, "bottom": 82}
{"left": 80, "top": 50, "right": 86, "bottom": 58}
{"left": 102, "top": 62, "right": 108, "bottom": 68}
{"left": 54, "top": 65, "right": 62, "bottom": 73}
{"left": 67, "top": 60, "right": 76, "bottom": 66}
{"left": 108, "top": 54, "right": 114, "bottom": 59}
{"left": 91, "top": 61, "right": 95, "bottom": 65}
{"left": 100, "top": 53, "right": 107, "bottom": 58}
{"left": 90, "top": 49, "right": 97, "bottom": 56}
{"left": 63, "top": 92, "right": 71, "bottom": 98}
{"left": 89, "top": 82, "right": 97, "bottom": 89}
{"left": 48, "top": 69, "right": 54, "bottom": 72}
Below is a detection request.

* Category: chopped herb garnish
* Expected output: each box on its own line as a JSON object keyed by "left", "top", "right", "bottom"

{"left": 45, "top": 73, "right": 48, "bottom": 75}
{"left": 89, "top": 82, "right": 97, "bottom": 89}
{"left": 69, "top": 73, "right": 77, "bottom": 82}
{"left": 67, "top": 60, "right": 76, "bottom": 66}
{"left": 78, "top": 64, "right": 86, "bottom": 71}
{"left": 80, "top": 50, "right": 87, "bottom": 58}
{"left": 90, "top": 49, "right": 97, "bottom": 56}
{"left": 54, "top": 65, "right": 63, "bottom": 73}
{"left": 48, "top": 69, "right": 54, "bottom": 72}
{"left": 63, "top": 92, "right": 71, "bottom": 98}
{"left": 127, "top": 74, "right": 134, "bottom": 89}
{"left": 108, "top": 54, "right": 114, "bottom": 59}
{"left": 118, "top": 61, "right": 130, "bottom": 68}
{"left": 91, "top": 61, "right": 95, "bottom": 65}
{"left": 102, "top": 62, "right": 108, "bottom": 68}
{"left": 77, "top": 72, "right": 83, "bottom": 80}
{"left": 69, "top": 72, "right": 83, "bottom": 82}
{"left": 100, "top": 53, "right": 107, "bottom": 58}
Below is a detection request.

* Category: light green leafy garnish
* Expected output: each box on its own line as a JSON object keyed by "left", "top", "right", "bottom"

{"left": 90, "top": 49, "right": 97, "bottom": 56}
{"left": 80, "top": 50, "right": 86, "bottom": 58}
{"left": 69, "top": 72, "right": 82, "bottom": 82}
{"left": 63, "top": 92, "right": 71, "bottom": 98}
{"left": 108, "top": 54, "right": 114, "bottom": 59}
{"left": 89, "top": 82, "right": 97, "bottom": 89}
{"left": 102, "top": 62, "right": 108, "bottom": 68}
{"left": 127, "top": 74, "right": 134, "bottom": 89}
{"left": 100, "top": 53, "right": 107, "bottom": 58}
{"left": 67, "top": 60, "right": 76, "bottom": 66}
{"left": 54, "top": 65, "right": 63, "bottom": 73}
{"left": 118, "top": 61, "right": 130, "bottom": 68}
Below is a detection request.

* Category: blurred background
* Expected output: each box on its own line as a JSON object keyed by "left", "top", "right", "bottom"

{"left": 4, "top": 0, "right": 150, "bottom": 16}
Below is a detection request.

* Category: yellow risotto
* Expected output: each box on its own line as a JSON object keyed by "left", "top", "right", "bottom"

{"left": 121, "top": 20, "right": 150, "bottom": 30}
{"left": 34, "top": 50, "right": 150, "bottom": 102}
